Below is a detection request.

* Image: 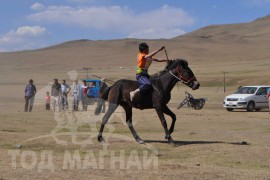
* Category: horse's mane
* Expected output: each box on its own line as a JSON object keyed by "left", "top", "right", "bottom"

{"left": 150, "top": 59, "right": 188, "bottom": 79}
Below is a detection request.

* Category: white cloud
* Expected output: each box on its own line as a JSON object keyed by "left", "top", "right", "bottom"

{"left": 13, "top": 26, "right": 47, "bottom": 37}
{"left": 31, "top": 2, "right": 45, "bottom": 11}
{"left": 128, "top": 28, "right": 186, "bottom": 39}
{"left": 0, "top": 26, "right": 49, "bottom": 51}
{"left": 28, "top": 5, "right": 194, "bottom": 39}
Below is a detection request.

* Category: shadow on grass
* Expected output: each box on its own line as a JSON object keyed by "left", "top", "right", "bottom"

{"left": 144, "top": 140, "right": 250, "bottom": 146}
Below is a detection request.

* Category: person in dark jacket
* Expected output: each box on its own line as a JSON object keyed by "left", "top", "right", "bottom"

{"left": 24, "top": 79, "right": 36, "bottom": 112}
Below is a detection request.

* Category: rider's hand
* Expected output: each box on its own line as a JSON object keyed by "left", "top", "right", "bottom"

{"left": 159, "top": 46, "right": 165, "bottom": 51}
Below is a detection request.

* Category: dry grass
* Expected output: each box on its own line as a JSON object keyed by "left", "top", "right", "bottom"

{"left": 0, "top": 86, "right": 270, "bottom": 179}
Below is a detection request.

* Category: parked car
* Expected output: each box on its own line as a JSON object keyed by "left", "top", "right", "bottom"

{"left": 223, "top": 86, "right": 270, "bottom": 112}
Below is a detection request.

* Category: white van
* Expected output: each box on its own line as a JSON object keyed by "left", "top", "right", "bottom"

{"left": 223, "top": 86, "right": 270, "bottom": 112}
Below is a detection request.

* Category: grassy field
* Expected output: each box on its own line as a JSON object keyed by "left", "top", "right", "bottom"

{"left": 0, "top": 86, "right": 270, "bottom": 179}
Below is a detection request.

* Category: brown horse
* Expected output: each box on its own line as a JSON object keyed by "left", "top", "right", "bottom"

{"left": 95, "top": 59, "right": 200, "bottom": 144}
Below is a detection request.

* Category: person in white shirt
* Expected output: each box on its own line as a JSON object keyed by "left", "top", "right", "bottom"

{"left": 72, "top": 79, "right": 81, "bottom": 111}
{"left": 61, "top": 79, "right": 71, "bottom": 110}
{"left": 51, "top": 78, "right": 62, "bottom": 112}
{"left": 81, "top": 80, "right": 89, "bottom": 111}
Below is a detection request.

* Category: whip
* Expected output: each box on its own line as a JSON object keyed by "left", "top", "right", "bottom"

{"left": 164, "top": 48, "right": 169, "bottom": 61}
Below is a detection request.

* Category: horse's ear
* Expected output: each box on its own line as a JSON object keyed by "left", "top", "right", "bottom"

{"left": 180, "top": 59, "right": 189, "bottom": 68}
{"left": 165, "top": 60, "right": 174, "bottom": 70}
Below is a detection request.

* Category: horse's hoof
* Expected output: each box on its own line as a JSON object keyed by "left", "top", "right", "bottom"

{"left": 98, "top": 136, "right": 105, "bottom": 143}
{"left": 165, "top": 134, "right": 171, "bottom": 140}
{"left": 169, "top": 140, "right": 175, "bottom": 145}
{"left": 136, "top": 138, "right": 145, "bottom": 144}
{"left": 168, "top": 137, "right": 175, "bottom": 145}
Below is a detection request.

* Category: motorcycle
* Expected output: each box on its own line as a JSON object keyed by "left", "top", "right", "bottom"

{"left": 177, "top": 91, "right": 206, "bottom": 110}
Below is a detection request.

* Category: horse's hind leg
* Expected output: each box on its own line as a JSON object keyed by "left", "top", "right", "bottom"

{"left": 98, "top": 103, "right": 118, "bottom": 142}
{"left": 163, "top": 105, "right": 176, "bottom": 134}
{"left": 122, "top": 104, "right": 144, "bottom": 144}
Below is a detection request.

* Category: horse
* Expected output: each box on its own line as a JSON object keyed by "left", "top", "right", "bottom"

{"left": 95, "top": 59, "right": 200, "bottom": 144}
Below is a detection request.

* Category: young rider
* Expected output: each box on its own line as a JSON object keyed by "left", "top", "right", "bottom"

{"left": 130, "top": 42, "right": 169, "bottom": 101}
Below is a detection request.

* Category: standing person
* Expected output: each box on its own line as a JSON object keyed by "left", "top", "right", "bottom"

{"left": 51, "top": 79, "right": 62, "bottom": 112}
{"left": 130, "top": 42, "right": 169, "bottom": 101}
{"left": 61, "top": 79, "right": 71, "bottom": 110}
{"left": 24, "top": 79, "right": 36, "bottom": 112}
{"left": 267, "top": 87, "right": 270, "bottom": 114}
{"left": 81, "top": 80, "right": 89, "bottom": 111}
{"left": 72, "top": 79, "right": 81, "bottom": 111}
{"left": 45, "top": 91, "right": 51, "bottom": 110}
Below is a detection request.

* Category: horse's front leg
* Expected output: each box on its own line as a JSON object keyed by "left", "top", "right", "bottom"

{"left": 163, "top": 105, "right": 176, "bottom": 134}
{"left": 98, "top": 103, "right": 118, "bottom": 143}
{"left": 155, "top": 106, "right": 174, "bottom": 144}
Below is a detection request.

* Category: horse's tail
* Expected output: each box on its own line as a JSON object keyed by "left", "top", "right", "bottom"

{"left": 95, "top": 82, "right": 111, "bottom": 115}
{"left": 99, "top": 82, "right": 111, "bottom": 100}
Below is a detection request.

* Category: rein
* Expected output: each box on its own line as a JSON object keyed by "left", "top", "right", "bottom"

{"left": 169, "top": 65, "right": 196, "bottom": 84}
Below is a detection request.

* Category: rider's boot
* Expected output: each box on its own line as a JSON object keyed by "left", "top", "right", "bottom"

{"left": 130, "top": 88, "right": 140, "bottom": 101}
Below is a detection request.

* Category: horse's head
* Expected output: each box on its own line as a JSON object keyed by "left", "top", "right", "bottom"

{"left": 166, "top": 59, "right": 200, "bottom": 90}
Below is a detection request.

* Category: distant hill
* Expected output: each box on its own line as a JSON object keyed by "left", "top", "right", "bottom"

{"left": 177, "top": 14, "right": 270, "bottom": 42}
{"left": 0, "top": 14, "right": 269, "bottom": 86}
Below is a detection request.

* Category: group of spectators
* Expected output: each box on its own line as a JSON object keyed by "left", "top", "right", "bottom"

{"left": 49, "top": 79, "right": 71, "bottom": 112}
{"left": 24, "top": 79, "right": 270, "bottom": 113}
{"left": 24, "top": 78, "right": 104, "bottom": 112}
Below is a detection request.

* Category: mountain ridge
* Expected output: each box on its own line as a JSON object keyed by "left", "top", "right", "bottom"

{"left": 0, "top": 14, "right": 269, "bottom": 86}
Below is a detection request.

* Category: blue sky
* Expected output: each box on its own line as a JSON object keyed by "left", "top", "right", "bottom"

{"left": 1, "top": 0, "right": 270, "bottom": 52}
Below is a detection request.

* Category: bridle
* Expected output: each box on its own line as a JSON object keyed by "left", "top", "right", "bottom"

{"left": 163, "top": 49, "right": 196, "bottom": 84}
{"left": 169, "top": 65, "right": 196, "bottom": 84}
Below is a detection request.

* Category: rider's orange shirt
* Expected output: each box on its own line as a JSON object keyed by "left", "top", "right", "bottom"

{"left": 137, "top": 53, "right": 152, "bottom": 74}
